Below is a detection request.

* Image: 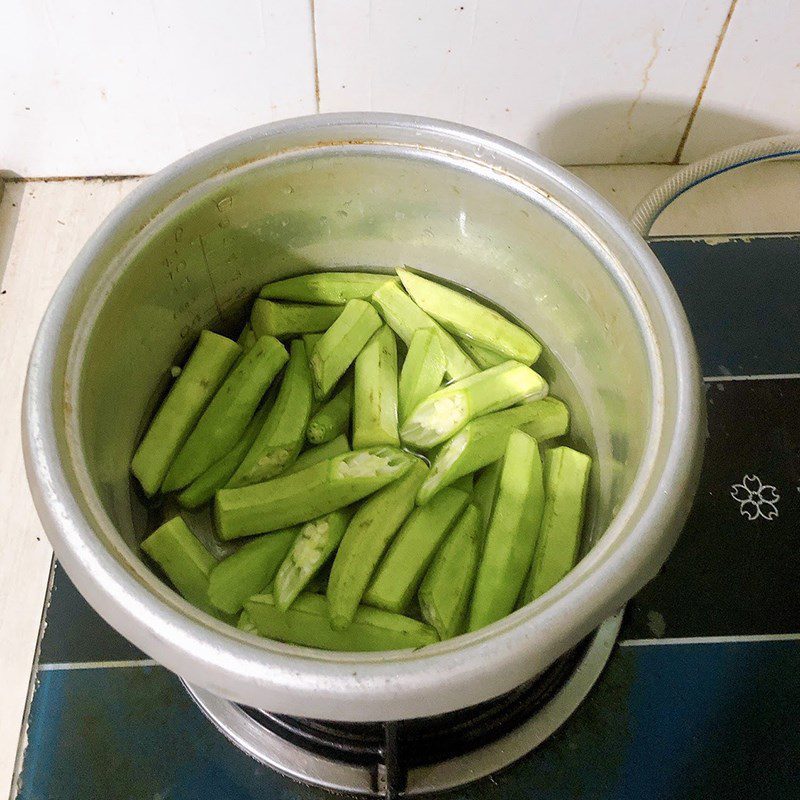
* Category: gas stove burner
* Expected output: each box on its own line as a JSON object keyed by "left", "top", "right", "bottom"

{"left": 185, "top": 611, "right": 621, "bottom": 798}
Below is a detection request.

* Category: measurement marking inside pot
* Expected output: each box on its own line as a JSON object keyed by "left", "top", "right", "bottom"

{"left": 38, "top": 658, "right": 158, "bottom": 671}
{"left": 619, "top": 633, "right": 800, "bottom": 647}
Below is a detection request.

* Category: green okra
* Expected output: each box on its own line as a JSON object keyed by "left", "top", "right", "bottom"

{"left": 473, "top": 460, "right": 502, "bottom": 533}
{"left": 371, "top": 280, "right": 477, "bottom": 381}
{"left": 161, "top": 336, "right": 289, "bottom": 492}
{"left": 237, "top": 323, "right": 257, "bottom": 352}
{"left": 260, "top": 272, "right": 392, "bottom": 305}
{"left": 141, "top": 516, "right": 218, "bottom": 614}
{"left": 309, "top": 299, "right": 382, "bottom": 401}
{"left": 416, "top": 398, "right": 569, "bottom": 504}
{"left": 176, "top": 399, "right": 273, "bottom": 509}
{"left": 215, "top": 446, "right": 415, "bottom": 540}
{"left": 400, "top": 361, "right": 548, "bottom": 450}
{"left": 521, "top": 447, "right": 591, "bottom": 605}
{"left": 285, "top": 435, "right": 350, "bottom": 475}
{"left": 398, "top": 328, "right": 446, "bottom": 424}
{"left": 451, "top": 473, "right": 474, "bottom": 493}
{"left": 208, "top": 527, "right": 297, "bottom": 614}
{"left": 246, "top": 593, "right": 438, "bottom": 651}
{"left": 458, "top": 338, "right": 505, "bottom": 368}
{"left": 352, "top": 325, "right": 400, "bottom": 448}
{"left": 302, "top": 333, "right": 323, "bottom": 352}
{"left": 131, "top": 331, "right": 241, "bottom": 496}
{"left": 364, "top": 485, "right": 470, "bottom": 613}
{"left": 327, "top": 460, "right": 428, "bottom": 629}
{"left": 468, "top": 430, "right": 545, "bottom": 631}
{"left": 307, "top": 379, "right": 352, "bottom": 444}
{"left": 229, "top": 340, "right": 314, "bottom": 487}
{"left": 237, "top": 609, "right": 258, "bottom": 633}
{"left": 419, "top": 504, "right": 482, "bottom": 640}
{"left": 273, "top": 510, "right": 351, "bottom": 611}
{"left": 397, "top": 268, "right": 542, "bottom": 364}
{"left": 251, "top": 299, "right": 343, "bottom": 338}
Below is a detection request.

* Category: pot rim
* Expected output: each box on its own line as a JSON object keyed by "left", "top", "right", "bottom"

{"left": 22, "top": 112, "right": 704, "bottom": 720}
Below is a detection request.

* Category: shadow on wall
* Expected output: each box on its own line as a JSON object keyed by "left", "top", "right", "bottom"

{"left": 536, "top": 99, "right": 784, "bottom": 164}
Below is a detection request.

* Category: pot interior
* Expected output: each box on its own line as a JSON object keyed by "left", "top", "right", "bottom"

{"left": 63, "top": 141, "right": 652, "bottom": 622}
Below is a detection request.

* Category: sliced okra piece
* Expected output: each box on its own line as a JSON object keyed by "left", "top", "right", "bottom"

{"left": 309, "top": 299, "right": 382, "bottom": 400}
{"left": 176, "top": 399, "right": 273, "bottom": 510}
{"left": 141, "top": 516, "right": 218, "bottom": 615}
{"left": 364, "top": 485, "right": 470, "bottom": 613}
{"left": 260, "top": 272, "right": 393, "bottom": 304}
{"left": 457, "top": 338, "right": 506, "bottom": 368}
{"left": 371, "top": 280, "right": 477, "bottom": 381}
{"left": 400, "top": 361, "right": 548, "bottom": 450}
{"left": 416, "top": 398, "right": 569, "bottom": 503}
{"left": 161, "top": 336, "right": 289, "bottom": 492}
{"left": 302, "top": 332, "right": 323, "bottom": 352}
{"left": 208, "top": 527, "right": 297, "bottom": 614}
{"left": 398, "top": 328, "right": 446, "bottom": 424}
{"left": 236, "top": 322, "right": 257, "bottom": 352}
{"left": 352, "top": 325, "right": 400, "bottom": 448}
{"left": 246, "top": 593, "right": 438, "bottom": 651}
{"left": 327, "top": 460, "right": 428, "bottom": 630}
{"left": 307, "top": 378, "right": 352, "bottom": 444}
{"left": 237, "top": 609, "right": 258, "bottom": 633}
{"left": 468, "top": 430, "right": 545, "bottom": 631}
{"left": 215, "top": 446, "right": 415, "bottom": 539}
{"left": 397, "top": 268, "right": 542, "bottom": 364}
{"left": 473, "top": 460, "right": 502, "bottom": 534}
{"left": 451, "top": 473, "right": 474, "bottom": 494}
{"left": 229, "top": 339, "right": 313, "bottom": 487}
{"left": 250, "top": 298, "right": 343, "bottom": 338}
{"left": 521, "top": 447, "right": 591, "bottom": 605}
{"left": 273, "top": 509, "right": 351, "bottom": 611}
{"left": 419, "top": 504, "right": 482, "bottom": 640}
{"left": 285, "top": 435, "right": 350, "bottom": 475}
{"left": 131, "top": 331, "right": 241, "bottom": 496}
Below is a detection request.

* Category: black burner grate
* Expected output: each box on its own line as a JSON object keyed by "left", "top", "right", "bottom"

{"left": 241, "top": 638, "right": 589, "bottom": 797}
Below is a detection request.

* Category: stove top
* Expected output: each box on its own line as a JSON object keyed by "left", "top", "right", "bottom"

{"left": 13, "top": 235, "right": 800, "bottom": 799}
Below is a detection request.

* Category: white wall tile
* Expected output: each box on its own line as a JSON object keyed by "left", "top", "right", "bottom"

{"left": 681, "top": 0, "right": 800, "bottom": 161}
{"left": 314, "top": 0, "right": 731, "bottom": 164}
{"left": 0, "top": 1, "right": 317, "bottom": 177}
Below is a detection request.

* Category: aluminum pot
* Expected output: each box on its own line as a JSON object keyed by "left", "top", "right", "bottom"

{"left": 23, "top": 114, "right": 704, "bottom": 721}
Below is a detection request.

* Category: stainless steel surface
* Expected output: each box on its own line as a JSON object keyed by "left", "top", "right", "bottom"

{"left": 23, "top": 113, "right": 704, "bottom": 720}
{"left": 185, "top": 611, "right": 623, "bottom": 795}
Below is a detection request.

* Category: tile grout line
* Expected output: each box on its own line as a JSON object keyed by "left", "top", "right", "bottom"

{"left": 38, "top": 659, "right": 158, "bottom": 672}
{"left": 620, "top": 633, "right": 800, "bottom": 647}
{"left": 673, "top": 0, "right": 739, "bottom": 164}
{"left": 703, "top": 373, "right": 800, "bottom": 382}
{"left": 5, "top": 160, "right": 799, "bottom": 183}
{"left": 309, "top": 0, "right": 321, "bottom": 113}
{"left": 36, "top": 634, "right": 800, "bottom": 671}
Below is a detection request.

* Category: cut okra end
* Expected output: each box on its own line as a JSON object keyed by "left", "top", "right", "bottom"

{"left": 416, "top": 397, "right": 568, "bottom": 504}
{"left": 273, "top": 509, "right": 351, "bottom": 611}
{"left": 333, "top": 447, "right": 411, "bottom": 479}
{"left": 214, "top": 446, "right": 415, "bottom": 540}
{"left": 400, "top": 361, "right": 547, "bottom": 450}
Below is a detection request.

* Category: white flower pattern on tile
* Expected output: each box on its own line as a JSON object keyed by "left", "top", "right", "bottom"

{"left": 730, "top": 474, "right": 780, "bottom": 521}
